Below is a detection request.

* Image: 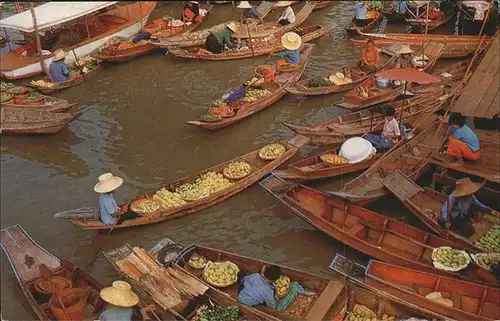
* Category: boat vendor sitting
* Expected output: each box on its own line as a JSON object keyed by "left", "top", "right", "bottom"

{"left": 183, "top": 1, "right": 202, "bottom": 23}
{"left": 361, "top": 39, "right": 381, "bottom": 71}
{"left": 365, "top": 107, "right": 400, "bottom": 149}
{"left": 237, "top": 1, "right": 262, "bottom": 23}
{"left": 95, "top": 173, "right": 125, "bottom": 226}
{"left": 438, "top": 113, "right": 480, "bottom": 168}
{"left": 98, "top": 281, "right": 140, "bottom": 321}
{"left": 392, "top": 44, "right": 413, "bottom": 68}
{"left": 276, "top": 5, "right": 296, "bottom": 26}
{"left": 272, "top": 32, "right": 302, "bottom": 66}
{"left": 204, "top": 22, "right": 239, "bottom": 54}
{"left": 438, "top": 177, "right": 498, "bottom": 237}
{"left": 238, "top": 265, "right": 281, "bottom": 309}
{"left": 49, "top": 49, "right": 77, "bottom": 83}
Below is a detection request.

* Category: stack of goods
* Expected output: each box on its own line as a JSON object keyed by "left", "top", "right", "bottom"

{"left": 199, "top": 114, "right": 222, "bottom": 122}
{"left": 1, "top": 92, "right": 13, "bottom": 104}
{"left": 115, "top": 246, "right": 209, "bottom": 310}
{"left": 1, "top": 81, "right": 16, "bottom": 91}
{"left": 74, "top": 55, "right": 99, "bottom": 73}
{"left": 244, "top": 88, "right": 271, "bottom": 102}
{"left": 259, "top": 143, "right": 286, "bottom": 160}
{"left": 431, "top": 247, "right": 470, "bottom": 271}
{"left": 474, "top": 225, "right": 499, "bottom": 253}
{"left": 176, "top": 172, "right": 233, "bottom": 201}
{"left": 152, "top": 187, "right": 187, "bottom": 209}
{"left": 188, "top": 253, "right": 207, "bottom": 269}
{"left": 320, "top": 153, "right": 348, "bottom": 165}
{"left": 223, "top": 162, "right": 252, "bottom": 180}
{"left": 192, "top": 305, "right": 241, "bottom": 321}
{"left": 130, "top": 198, "right": 162, "bottom": 216}
{"left": 347, "top": 305, "right": 395, "bottom": 321}
{"left": 472, "top": 252, "right": 500, "bottom": 271}
{"left": 202, "top": 261, "right": 239, "bottom": 287}
{"left": 274, "top": 275, "right": 291, "bottom": 298}
{"left": 285, "top": 294, "right": 314, "bottom": 318}
{"left": 308, "top": 75, "right": 333, "bottom": 88}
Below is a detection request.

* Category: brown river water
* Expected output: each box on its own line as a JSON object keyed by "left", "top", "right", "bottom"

{"left": 0, "top": 2, "right": 456, "bottom": 319}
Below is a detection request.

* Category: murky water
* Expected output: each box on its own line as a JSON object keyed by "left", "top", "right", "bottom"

{"left": 0, "top": 2, "right": 459, "bottom": 319}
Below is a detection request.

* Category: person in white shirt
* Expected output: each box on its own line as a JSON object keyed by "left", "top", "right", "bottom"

{"left": 365, "top": 106, "right": 401, "bottom": 149}
{"left": 277, "top": 6, "right": 295, "bottom": 26}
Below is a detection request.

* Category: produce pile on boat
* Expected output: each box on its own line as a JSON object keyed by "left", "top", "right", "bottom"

{"left": 30, "top": 80, "right": 56, "bottom": 88}
{"left": 75, "top": 55, "right": 99, "bottom": 73}
{"left": 285, "top": 294, "right": 314, "bottom": 318}
{"left": 209, "top": 105, "right": 235, "bottom": 117}
{"left": 474, "top": 224, "right": 500, "bottom": 253}
{"left": 202, "top": 261, "right": 239, "bottom": 287}
{"left": 223, "top": 162, "right": 252, "bottom": 180}
{"left": 192, "top": 304, "right": 241, "bottom": 321}
{"left": 431, "top": 247, "right": 470, "bottom": 271}
{"left": 176, "top": 172, "right": 233, "bottom": 201}
{"left": 472, "top": 252, "right": 500, "bottom": 271}
{"left": 0, "top": 82, "right": 15, "bottom": 90}
{"left": 308, "top": 75, "right": 333, "bottom": 87}
{"left": 259, "top": 143, "right": 286, "bottom": 160}
{"left": 199, "top": 114, "right": 222, "bottom": 122}
{"left": 244, "top": 88, "right": 271, "bottom": 102}
{"left": 320, "top": 153, "right": 348, "bottom": 165}
{"left": 347, "top": 305, "right": 395, "bottom": 321}
{"left": 188, "top": 254, "right": 207, "bottom": 269}
{"left": 1, "top": 93, "right": 13, "bottom": 103}
{"left": 152, "top": 187, "right": 187, "bottom": 209}
{"left": 274, "top": 275, "right": 291, "bottom": 298}
{"left": 130, "top": 198, "right": 161, "bottom": 214}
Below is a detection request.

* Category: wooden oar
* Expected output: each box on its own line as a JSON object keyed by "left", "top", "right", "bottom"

{"left": 108, "top": 202, "right": 131, "bottom": 235}
{"left": 39, "top": 264, "right": 71, "bottom": 320}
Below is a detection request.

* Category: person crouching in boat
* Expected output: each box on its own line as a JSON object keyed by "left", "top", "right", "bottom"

{"left": 99, "top": 281, "right": 140, "bottom": 321}
{"left": 238, "top": 1, "right": 263, "bottom": 24}
{"left": 360, "top": 39, "right": 381, "bottom": 72}
{"left": 392, "top": 44, "right": 414, "bottom": 68}
{"left": 238, "top": 265, "right": 281, "bottom": 309}
{"left": 183, "top": 1, "right": 202, "bottom": 23}
{"left": 272, "top": 32, "right": 302, "bottom": 68}
{"left": 276, "top": 5, "right": 296, "bottom": 26}
{"left": 364, "top": 107, "right": 400, "bottom": 149}
{"left": 49, "top": 49, "right": 77, "bottom": 83}
{"left": 204, "top": 22, "right": 239, "bottom": 54}
{"left": 438, "top": 113, "right": 480, "bottom": 168}
{"left": 95, "top": 173, "right": 126, "bottom": 225}
{"left": 438, "top": 178, "right": 498, "bottom": 237}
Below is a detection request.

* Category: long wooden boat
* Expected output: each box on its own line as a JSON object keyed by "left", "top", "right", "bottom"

{"left": 29, "top": 64, "right": 102, "bottom": 94}
{"left": 382, "top": 170, "right": 500, "bottom": 252}
{"left": 143, "top": 4, "right": 214, "bottom": 36}
{"left": 0, "top": 2, "right": 156, "bottom": 79}
{"left": 352, "top": 31, "right": 488, "bottom": 58}
{"left": 382, "top": 7, "right": 408, "bottom": 24}
{"left": 331, "top": 120, "right": 446, "bottom": 204}
{"left": 2, "top": 95, "right": 74, "bottom": 113}
{"left": 406, "top": 9, "right": 456, "bottom": 33}
{"left": 0, "top": 225, "right": 106, "bottom": 320}
{"left": 345, "top": 10, "right": 383, "bottom": 37}
{"left": 162, "top": 240, "right": 445, "bottom": 321}
{"left": 282, "top": 88, "right": 446, "bottom": 146}
{"left": 259, "top": 174, "right": 498, "bottom": 286}
{"left": 272, "top": 1, "right": 299, "bottom": 9}
{"left": 335, "top": 41, "right": 445, "bottom": 111}
{"left": 168, "top": 25, "right": 330, "bottom": 61}
{"left": 312, "top": 0, "right": 334, "bottom": 11}
{"left": 93, "top": 39, "right": 156, "bottom": 63}
{"left": 186, "top": 44, "right": 313, "bottom": 130}
{"left": 66, "top": 135, "right": 309, "bottom": 231}
{"left": 1, "top": 108, "right": 82, "bottom": 135}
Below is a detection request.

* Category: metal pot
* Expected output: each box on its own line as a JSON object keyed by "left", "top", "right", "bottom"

{"left": 376, "top": 77, "right": 391, "bottom": 88}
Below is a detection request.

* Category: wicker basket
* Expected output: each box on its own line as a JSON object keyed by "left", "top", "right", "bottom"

{"left": 202, "top": 261, "right": 239, "bottom": 288}
{"left": 258, "top": 144, "right": 286, "bottom": 160}
{"left": 130, "top": 198, "right": 163, "bottom": 216}
{"left": 319, "top": 153, "right": 348, "bottom": 165}
{"left": 223, "top": 163, "right": 252, "bottom": 180}
{"left": 34, "top": 277, "right": 72, "bottom": 295}
{"left": 48, "top": 288, "right": 87, "bottom": 321}
{"left": 209, "top": 106, "right": 235, "bottom": 118}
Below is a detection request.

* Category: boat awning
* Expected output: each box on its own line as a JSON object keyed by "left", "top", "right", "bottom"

{"left": 460, "top": 1, "right": 491, "bottom": 20}
{"left": 0, "top": 1, "right": 118, "bottom": 32}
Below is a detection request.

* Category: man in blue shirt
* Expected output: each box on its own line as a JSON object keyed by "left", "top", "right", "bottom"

{"left": 49, "top": 49, "right": 73, "bottom": 83}
{"left": 99, "top": 280, "right": 139, "bottom": 321}
{"left": 94, "top": 173, "right": 124, "bottom": 225}
{"left": 355, "top": 0, "right": 368, "bottom": 25}
{"left": 238, "top": 265, "right": 281, "bottom": 309}
{"left": 274, "top": 32, "right": 301, "bottom": 66}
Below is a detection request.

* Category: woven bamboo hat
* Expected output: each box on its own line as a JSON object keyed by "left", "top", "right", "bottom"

{"left": 393, "top": 44, "right": 413, "bottom": 54}
{"left": 100, "top": 281, "right": 139, "bottom": 307}
{"left": 281, "top": 32, "right": 301, "bottom": 50}
{"left": 451, "top": 177, "right": 482, "bottom": 197}
{"left": 226, "top": 22, "right": 239, "bottom": 33}
{"left": 237, "top": 1, "right": 253, "bottom": 9}
{"left": 52, "top": 49, "right": 67, "bottom": 61}
{"left": 94, "top": 173, "right": 123, "bottom": 193}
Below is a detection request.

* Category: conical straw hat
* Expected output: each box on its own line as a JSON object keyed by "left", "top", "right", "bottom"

{"left": 281, "top": 32, "right": 301, "bottom": 50}
{"left": 94, "top": 173, "right": 123, "bottom": 193}
{"left": 100, "top": 281, "right": 139, "bottom": 307}
{"left": 451, "top": 177, "right": 482, "bottom": 197}
{"left": 52, "top": 49, "right": 67, "bottom": 61}
{"left": 226, "top": 22, "right": 239, "bottom": 33}
{"left": 237, "top": 1, "right": 253, "bottom": 9}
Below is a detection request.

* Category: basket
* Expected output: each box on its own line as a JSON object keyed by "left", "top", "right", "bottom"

{"left": 471, "top": 253, "right": 500, "bottom": 272}
{"left": 48, "top": 288, "right": 87, "bottom": 321}
{"left": 431, "top": 247, "right": 471, "bottom": 272}
{"left": 9, "top": 86, "right": 28, "bottom": 96}
{"left": 34, "top": 277, "right": 72, "bottom": 295}
{"left": 258, "top": 144, "right": 286, "bottom": 160}
{"left": 209, "top": 106, "right": 235, "bottom": 118}
{"left": 188, "top": 254, "right": 208, "bottom": 269}
{"left": 199, "top": 114, "right": 222, "bottom": 122}
{"left": 226, "top": 99, "right": 247, "bottom": 111}
{"left": 223, "top": 162, "right": 252, "bottom": 180}
{"left": 1, "top": 92, "right": 13, "bottom": 104}
{"left": 202, "top": 261, "right": 239, "bottom": 288}
{"left": 130, "top": 198, "right": 163, "bottom": 216}
{"left": 319, "top": 153, "right": 348, "bottom": 165}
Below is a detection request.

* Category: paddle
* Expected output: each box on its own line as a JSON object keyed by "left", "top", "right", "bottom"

{"left": 39, "top": 264, "right": 71, "bottom": 321}
{"left": 108, "top": 202, "right": 131, "bottom": 235}
{"left": 71, "top": 49, "right": 86, "bottom": 80}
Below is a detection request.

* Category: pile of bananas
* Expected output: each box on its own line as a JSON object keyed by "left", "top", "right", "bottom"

{"left": 188, "top": 254, "right": 207, "bottom": 269}
{"left": 259, "top": 143, "right": 286, "bottom": 160}
{"left": 320, "top": 153, "right": 348, "bottom": 165}
{"left": 176, "top": 172, "right": 233, "bottom": 201}
{"left": 30, "top": 80, "right": 55, "bottom": 88}
{"left": 152, "top": 187, "right": 186, "bottom": 209}
{"left": 475, "top": 225, "right": 500, "bottom": 253}
{"left": 432, "top": 247, "right": 469, "bottom": 269}
{"left": 203, "top": 261, "right": 239, "bottom": 287}
{"left": 473, "top": 252, "right": 500, "bottom": 271}
{"left": 131, "top": 199, "right": 161, "bottom": 214}
{"left": 244, "top": 88, "right": 271, "bottom": 102}
{"left": 223, "top": 162, "right": 251, "bottom": 180}
{"left": 274, "top": 275, "right": 290, "bottom": 298}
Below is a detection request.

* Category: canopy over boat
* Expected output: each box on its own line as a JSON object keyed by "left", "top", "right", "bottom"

{"left": 0, "top": 1, "right": 118, "bottom": 32}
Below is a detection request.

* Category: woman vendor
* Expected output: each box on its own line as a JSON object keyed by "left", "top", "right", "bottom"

{"left": 438, "top": 177, "right": 498, "bottom": 237}
{"left": 95, "top": 173, "right": 126, "bottom": 225}
{"left": 392, "top": 44, "right": 413, "bottom": 68}
{"left": 98, "top": 281, "right": 140, "bottom": 321}
{"left": 277, "top": 5, "right": 295, "bottom": 26}
{"left": 273, "top": 32, "right": 302, "bottom": 66}
{"left": 361, "top": 39, "right": 381, "bottom": 72}
{"left": 238, "top": 265, "right": 281, "bottom": 309}
{"left": 204, "top": 22, "right": 239, "bottom": 54}
{"left": 183, "top": 1, "right": 201, "bottom": 23}
{"left": 49, "top": 49, "right": 77, "bottom": 83}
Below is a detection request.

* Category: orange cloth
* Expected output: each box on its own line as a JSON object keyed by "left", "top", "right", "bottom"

{"left": 361, "top": 44, "right": 380, "bottom": 68}
{"left": 184, "top": 8, "right": 203, "bottom": 22}
{"left": 447, "top": 138, "right": 481, "bottom": 160}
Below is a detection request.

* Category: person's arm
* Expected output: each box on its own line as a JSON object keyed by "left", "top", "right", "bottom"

{"left": 224, "top": 30, "right": 236, "bottom": 49}
{"left": 104, "top": 196, "right": 120, "bottom": 217}
{"left": 440, "top": 195, "right": 454, "bottom": 222}
{"left": 472, "top": 195, "right": 492, "bottom": 212}
{"left": 264, "top": 290, "right": 278, "bottom": 309}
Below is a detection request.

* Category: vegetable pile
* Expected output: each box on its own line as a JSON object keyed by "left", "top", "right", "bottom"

{"left": 131, "top": 199, "right": 161, "bottom": 214}
{"left": 209, "top": 105, "right": 234, "bottom": 117}
{"left": 432, "top": 247, "right": 469, "bottom": 269}
{"left": 475, "top": 225, "right": 500, "bottom": 253}
{"left": 223, "top": 162, "right": 251, "bottom": 180}
{"left": 0, "top": 82, "right": 15, "bottom": 90}
{"left": 152, "top": 187, "right": 187, "bottom": 209}
{"left": 176, "top": 172, "right": 233, "bottom": 201}
{"left": 285, "top": 294, "right": 313, "bottom": 318}
{"left": 199, "top": 114, "right": 222, "bottom": 122}
{"left": 259, "top": 143, "right": 286, "bottom": 160}
{"left": 308, "top": 75, "right": 333, "bottom": 88}
{"left": 202, "top": 261, "right": 239, "bottom": 288}
{"left": 274, "top": 275, "right": 290, "bottom": 298}
{"left": 244, "top": 88, "right": 271, "bottom": 102}
{"left": 192, "top": 305, "right": 241, "bottom": 321}
{"left": 1, "top": 92, "right": 13, "bottom": 103}
{"left": 473, "top": 252, "right": 500, "bottom": 271}
{"left": 320, "top": 153, "right": 348, "bottom": 165}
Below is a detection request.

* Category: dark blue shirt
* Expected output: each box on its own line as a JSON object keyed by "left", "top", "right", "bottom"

{"left": 50, "top": 61, "right": 70, "bottom": 83}
{"left": 247, "top": 7, "right": 260, "bottom": 19}
{"left": 276, "top": 49, "right": 300, "bottom": 64}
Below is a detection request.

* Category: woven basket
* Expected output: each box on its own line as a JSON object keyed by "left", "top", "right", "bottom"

{"left": 320, "top": 153, "right": 348, "bottom": 165}
{"left": 223, "top": 164, "right": 252, "bottom": 180}
{"left": 49, "top": 288, "right": 87, "bottom": 321}
{"left": 209, "top": 106, "right": 235, "bottom": 118}
{"left": 258, "top": 144, "right": 286, "bottom": 160}
{"left": 34, "top": 276, "right": 72, "bottom": 295}
{"left": 130, "top": 198, "right": 163, "bottom": 216}
{"left": 202, "top": 261, "right": 239, "bottom": 288}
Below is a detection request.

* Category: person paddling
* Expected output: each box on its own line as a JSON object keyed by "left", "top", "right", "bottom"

{"left": 276, "top": 5, "right": 295, "bottom": 26}
{"left": 237, "top": 1, "right": 262, "bottom": 24}
{"left": 94, "top": 173, "right": 126, "bottom": 226}
{"left": 273, "top": 32, "right": 302, "bottom": 66}
{"left": 49, "top": 49, "right": 77, "bottom": 83}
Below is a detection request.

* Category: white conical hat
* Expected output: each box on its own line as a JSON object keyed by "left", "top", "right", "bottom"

{"left": 94, "top": 173, "right": 123, "bottom": 193}
{"left": 281, "top": 32, "right": 301, "bottom": 50}
{"left": 237, "top": 1, "right": 253, "bottom": 9}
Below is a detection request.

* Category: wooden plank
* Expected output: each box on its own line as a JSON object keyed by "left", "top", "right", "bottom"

{"left": 381, "top": 171, "right": 423, "bottom": 202}
{"left": 475, "top": 74, "right": 499, "bottom": 119}
{"left": 305, "top": 280, "right": 344, "bottom": 321}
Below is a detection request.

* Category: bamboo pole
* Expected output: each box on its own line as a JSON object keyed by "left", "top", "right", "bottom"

{"left": 29, "top": 3, "right": 48, "bottom": 78}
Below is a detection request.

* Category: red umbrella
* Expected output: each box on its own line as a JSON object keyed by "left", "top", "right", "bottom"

{"left": 375, "top": 68, "right": 441, "bottom": 84}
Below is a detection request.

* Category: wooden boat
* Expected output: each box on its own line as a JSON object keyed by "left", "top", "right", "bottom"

{"left": 312, "top": 1, "right": 334, "bottom": 11}
{"left": 330, "top": 120, "right": 447, "bottom": 204}
{"left": 352, "top": 31, "right": 488, "bottom": 58}
{"left": 335, "top": 41, "right": 445, "bottom": 111}
{"left": 282, "top": 88, "right": 447, "bottom": 146}
{"left": 0, "top": 225, "right": 106, "bottom": 320}
{"left": 272, "top": 1, "right": 299, "bottom": 9}
{"left": 382, "top": 170, "right": 500, "bottom": 252}
{"left": 406, "top": 9, "right": 456, "bottom": 33}
{"left": 2, "top": 95, "right": 74, "bottom": 113}
{"left": 331, "top": 254, "right": 498, "bottom": 321}
{"left": 259, "top": 174, "right": 498, "bottom": 286}
{"left": 93, "top": 38, "right": 156, "bottom": 63}
{"left": 186, "top": 44, "right": 314, "bottom": 130}
{"left": 382, "top": 7, "right": 408, "bottom": 24}
{"left": 66, "top": 135, "right": 309, "bottom": 231}
{"left": 29, "top": 64, "right": 102, "bottom": 94}
{"left": 345, "top": 10, "right": 383, "bottom": 37}
{"left": 0, "top": 2, "right": 156, "bottom": 79}
{"left": 1, "top": 108, "right": 82, "bottom": 135}
{"left": 168, "top": 25, "right": 330, "bottom": 61}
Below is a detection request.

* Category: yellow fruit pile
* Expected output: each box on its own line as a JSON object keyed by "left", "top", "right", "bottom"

{"left": 131, "top": 199, "right": 161, "bottom": 214}
{"left": 30, "top": 80, "right": 55, "bottom": 88}
{"left": 188, "top": 254, "right": 207, "bottom": 269}
{"left": 244, "top": 88, "right": 271, "bottom": 102}
{"left": 259, "top": 143, "right": 286, "bottom": 160}
{"left": 320, "top": 153, "right": 348, "bottom": 165}
{"left": 473, "top": 252, "right": 500, "bottom": 271}
{"left": 203, "top": 261, "right": 239, "bottom": 287}
{"left": 432, "top": 247, "right": 468, "bottom": 269}
{"left": 176, "top": 172, "right": 233, "bottom": 201}
{"left": 274, "top": 275, "right": 290, "bottom": 298}
{"left": 223, "top": 162, "right": 251, "bottom": 180}
{"left": 152, "top": 187, "right": 187, "bottom": 209}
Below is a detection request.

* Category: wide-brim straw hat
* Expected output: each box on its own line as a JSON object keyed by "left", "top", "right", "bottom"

{"left": 281, "top": 32, "right": 301, "bottom": 50}
{"left": 226, "top": 22, "right": 239, "bottom": 33}
{"left": 393, "top": 44, "right": 413, "bottom": 54}
{"left": 237, "top": 1, "right": 253, "bottom": 9}
{"left": 451, "top": 177, "right": 482, "bottom": 197}
{"left": 189, "top": 1, "right": 199, "bottom": 4}
{"left": 100, "top": 281, "right": 139, "bottom": 307}
{"left": 52, "top": 49, "right": 67, "bottom": 61}
{"left": 94, "top": 173, "right": 123, "bottom": 193}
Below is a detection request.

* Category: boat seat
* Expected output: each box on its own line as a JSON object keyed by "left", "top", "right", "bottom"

{"left": 347, "top": 223, "right": 365, "bottom": 236}
{"left": 305, "top": 280, "right": 345, "bottom": 321}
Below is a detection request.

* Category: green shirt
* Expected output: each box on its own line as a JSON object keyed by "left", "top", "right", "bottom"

{"left": 211, "top": 28, "right": 235, "bottom": 48}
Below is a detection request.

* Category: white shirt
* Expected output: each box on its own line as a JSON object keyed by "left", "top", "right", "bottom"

{"left": 279, "top": 6, "right": 296, "bottom": 23}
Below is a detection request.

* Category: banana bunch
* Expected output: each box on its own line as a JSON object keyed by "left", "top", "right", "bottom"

{"left": 259, "top": 143, "right": 286, "bottom": 160}
{"left": 274, "top": 275, "right": 290, "bottom": 298}
{"left": 244, "top": 88, "right": 271, "bottom": 102}
{"left": 131, "top": 199, "right": 161, "bottom": 214}
{"left": 188, "top": 254, "right": 207, "bottom": 269}
{"left": 320, "top": 153, "right": 348, "bottom": 165}
{"left": 223, "top": 162, "right": 251, "bottom": 180}
{"left": 176, "top": 172, "right": 233, "bottom": 201}
{"left": 475, "top": 225, "right": 500, "bottom": 253}
{"left": 30, "top": 80, "right": 55, "bottom": 88}
{"left": 153, "top": 187, "right": 186, "bottom": 209}
{"left": 203, "top": 261, "right": 239, "bottom": 287}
